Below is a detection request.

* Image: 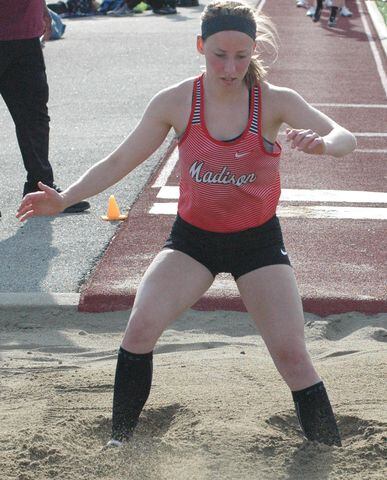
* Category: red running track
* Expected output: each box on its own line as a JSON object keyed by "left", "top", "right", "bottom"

{"left": 79, "top": 0, "right": 387, "bottom": 315}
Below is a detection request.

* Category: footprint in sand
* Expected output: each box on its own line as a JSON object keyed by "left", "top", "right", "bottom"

{"left": 322, "top": 350, "right": 359, "bottom": 359}
{"left": 257, "top": 412, "right": 386, "bottom": 452}
{"left": 265, "top": 412, "right": 300, "bottom": 438}
{"left": 371, "top": 329, "right": 387, "bottom": 343}
{"left": 319, "top": 315, "right": 387, "bottom": 341}
{"left": 338, "top": 415, "right": 386, "bottom": 440}
{"left": 37, "top": 346, "right": 90, "bottom": 354}
{"left": 86, "top": 404, "right": 191, "bottom": 444}
{"left": 155, "top": 341, "right": 231, "bottom": 354}
{"left": 54, "top": 384, "right": 112, "bottom": 394}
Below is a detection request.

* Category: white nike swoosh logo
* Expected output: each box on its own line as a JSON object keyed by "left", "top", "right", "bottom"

{"left": 281, "top": 249, "right": 287, "bottom": 255}
{"left": 235, "top": 152, "right": 249, "bottom": 158}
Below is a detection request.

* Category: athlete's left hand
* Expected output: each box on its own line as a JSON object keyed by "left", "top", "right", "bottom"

{"left": 286, "top": 128, "right": 326, "bottom": 155}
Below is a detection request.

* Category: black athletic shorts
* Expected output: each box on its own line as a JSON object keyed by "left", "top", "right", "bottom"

{"left": 163, "top": 214, "right": 291, "bottom": 280}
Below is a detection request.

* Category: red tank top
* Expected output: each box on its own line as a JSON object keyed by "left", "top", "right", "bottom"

{"left": 177, "top": 74, "right": 282, "bottom": 233}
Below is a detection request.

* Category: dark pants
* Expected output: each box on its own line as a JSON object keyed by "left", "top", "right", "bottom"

{"left": 126, "top": 0, "right": 176, "bottom": 10}
{"left": 0, "top": 37, "right": 54, "bottom": 191}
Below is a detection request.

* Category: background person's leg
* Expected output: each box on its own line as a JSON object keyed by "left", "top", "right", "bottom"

{"left": 0, "top": 38, "right": 54, "bottom": 194}
{"left": 313, "top": 0, "right": 323, "bottom": 21}
{"left": 329, "top": 0, "right": 344, "bottom": 26}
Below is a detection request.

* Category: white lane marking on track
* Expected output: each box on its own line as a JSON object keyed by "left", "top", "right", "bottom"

{"left": 353, "top": 132, "right": 387, "bottom": 137}
{"left": 156, "top": 186, "right": 387, "bottom": 203}
{"left": 356, "top": 0, "right": 387, "bottom": 97}
{"left": 157, "top": 186, "right": 179, "bottom": 199}
{"left": 278, "top": 206, "right": 387, "bottom": 220}
{"left": 152, "top": 148, "right": 179, "bottom": 188}
{"left": 279, "top": 189, "right": 387, "bottom": 203}
{"left": 311, "top": 104, "right": 387, "bottom": 108}
{"left": 149, "top": 203, "right": 387, "bottom": 220}
{"left": 365, "top": 0, "right": 387, "bottom": 57}
{"left": 356, "top": 149, "right": 387, "bottom": 153}
{"left": 157, "top": 185, "right": 179, "bottom": 200}
{"left": 278, "top": 131, "right": 387, "bottom": 137}
{"left": 150, "top": 203, "right": 178, "bottom": 215}
{"left": 256, "top": 0, "right": 266, "bottom": 13}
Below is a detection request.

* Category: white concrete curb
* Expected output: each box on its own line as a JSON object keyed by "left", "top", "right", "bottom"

{"left": 366, "top": 0, "right": 387, "bottom": 57}
{"left": 0, "top": 293, "right": 80, "bottom": 307}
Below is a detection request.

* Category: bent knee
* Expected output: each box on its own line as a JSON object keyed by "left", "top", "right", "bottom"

{"left": 123, "top": 311, "right": 160, "bottom": 351}
{"left": 273, "top": 347, "right": 312, "bottom": 371}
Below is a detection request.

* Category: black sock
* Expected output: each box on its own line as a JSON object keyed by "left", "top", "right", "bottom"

{"left": 292, "top": 381, "right": 342, "bottom": 446}
{"left": 330, "top": 6, "right": 338, "bottom": 20}
{"left": 317, "top": 0, "right": 323, "bottom": 8}
{"left": 111, "top": 347, "right": 153, "bottom": 441}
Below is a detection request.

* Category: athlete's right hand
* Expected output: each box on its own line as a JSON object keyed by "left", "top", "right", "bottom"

{"left": 16, "top": 182, "right": 66, "bottom": 222}
{"left": 286, "top": 128, "right": 326, "bottom": 155}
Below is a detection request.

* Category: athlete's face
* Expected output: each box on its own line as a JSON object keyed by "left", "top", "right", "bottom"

{"left": 197, "top": 31, "right": 256, "bottom": 87}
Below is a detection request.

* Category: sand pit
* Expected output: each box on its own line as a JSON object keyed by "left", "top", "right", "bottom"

{"left": 0, "top": 307, "right": 386, "bottom": 480}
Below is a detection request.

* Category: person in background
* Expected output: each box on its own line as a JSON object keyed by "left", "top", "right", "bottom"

{"left": 108, "top": 0, "right": 177, "bottom": 15}
{"left": 298, "top": 0, "right": 352, "bottom": 19}
{"left": 313, "top": 0, "right": 352, "bottom": 26}
{"left": 0, "top": 0, "right": 90, "bottom": 214}
{"left": 313, "top": 0, "right": 336, "bottom": 26}
{"left": 325, "top": 0, "right": 353, "bottom": 17}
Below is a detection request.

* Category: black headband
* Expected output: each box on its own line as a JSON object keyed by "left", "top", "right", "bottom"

{"left": 201, "top": 15, "right": 256, "bottom": 41}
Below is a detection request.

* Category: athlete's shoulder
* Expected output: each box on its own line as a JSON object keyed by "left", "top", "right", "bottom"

{"left": 258, "top": 81, "right": 310, "bottom": 115}
{"left": 154, "top": 76, "right": 197, "bottom": 105}
{"left": 259, "top": 80, "right": 298, "bottom": 99}
{"left": 147, "top": 77, "right": 197, "bottom": 123}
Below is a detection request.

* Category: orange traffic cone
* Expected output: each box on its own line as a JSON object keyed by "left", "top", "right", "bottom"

{"left": 101, "top": 195, "right": 128, "bottom": 221}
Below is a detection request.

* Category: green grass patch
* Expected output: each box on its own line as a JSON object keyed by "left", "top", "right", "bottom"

{"left": 376, "top": 0, "right": 387, "bottom": 25}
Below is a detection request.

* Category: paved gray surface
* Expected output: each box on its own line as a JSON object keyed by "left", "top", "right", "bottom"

{"left": 0, "top": 3, "right": 218, "bottom": 293}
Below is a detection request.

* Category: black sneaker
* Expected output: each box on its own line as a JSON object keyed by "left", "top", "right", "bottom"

{"left": 153, "top": 6, "right": 177, "bottom": 14}
{"left": 328, "top": 17, "right": 337, "bottom": 27}
{"left": 313, "top": 6, "right": 322, "bottom": 22}
{"left": 23, "top": 182, "right": 90, "bottom": 214}
{"left": 176, "top": 0, "right": 198, "bottom": 6}
{"left": 53, "top": 185, "right": 90, "bottom": 213}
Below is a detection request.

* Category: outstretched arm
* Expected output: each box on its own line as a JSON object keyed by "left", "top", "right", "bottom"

{"left": 17, "top": 91, "right": 172, "bottom": 221}
{"left": 59, "top": 93, "right": 171, "bottom": 208}
{"left": 278, "top": 88, "right": 357, "bottom": 157}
